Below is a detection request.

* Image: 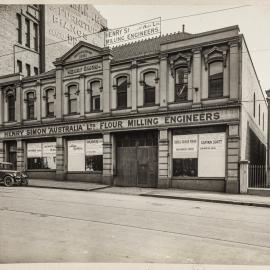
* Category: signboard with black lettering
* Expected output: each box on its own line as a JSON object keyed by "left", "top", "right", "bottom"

{"left": 198, "top": 133, "right": 226, "bottom": 177}
{"left": 64, "top": 63, "right": 102, "bottom": 76}
{"left": 86, "top": 139, "right": 103, "bottom": 156}
{"left": 173, "top": 135, "right": 198, "bottom": 158}
{"left": 67, "top": 140, "right": 85, "bottom": 171}
{"left": 0, "top": 108, "right": 239, "bottom": 140}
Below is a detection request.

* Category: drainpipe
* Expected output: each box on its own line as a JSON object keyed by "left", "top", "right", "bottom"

{"left": 265, "top": 89, "right": 270, "bottom": 185}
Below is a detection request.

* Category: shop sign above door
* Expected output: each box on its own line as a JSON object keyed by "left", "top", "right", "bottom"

{"left": 0, "top": 108, "right": 239, "bottom": 139}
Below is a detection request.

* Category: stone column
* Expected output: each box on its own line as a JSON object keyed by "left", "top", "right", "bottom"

{"left": 36, "top": 80, "right": 41, "bottom": 121}
{"left": 0, "top": 141, "right": 4, "bottom": 162}
{"left": 158, "top": 129, "right": 170, "bottom": 188}
{"left": 15, "top": 83, "right": 22, "bottom": 123}
{"left": 0, "top": 88, "right": 3, "bottom": 126}
{"left": 239, "top": 160, "right": 249, "bottom": 193}
{"left": 103, "top": 53, "right": 112, "bottom": 115}
{"left": 56, "top": 137, "right": 66, "bottom": 181}
{"left": 192, "top": 47, "right": 202, "bottom": 106}
{"left": 226, "top": 124, "right": 240, "bottom": 193}
{"left": 159, "top": 53, "right": 167, "bottom": 110}
{"left": 79, "top": 75, "right": 85, "bottom": 117}
{"left": 131, "top": 61, "right": 137, "bottom": 112}
{"left": 17, "top": 140, "right": 25, "bottom": 172}
{"left": 229, "top": 40, "right": 239, "bottom": 100}
{"left": 103, "top": 133, "right": 113, "bottom": 185}
{"left": 55, "top": 66, "right": 63, "bottom": 120}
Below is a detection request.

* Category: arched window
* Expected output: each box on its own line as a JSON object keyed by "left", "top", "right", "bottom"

{"left": 26, "top": 92, "right": 35, "bottom": 120}
{"left": 7, "top": 94, "right": 15, "bottom": 122}
{"left": 90, "top": 81, "right": 101, "bottom": 112}
{"left": 143, "top": 71, "right": 156, "bottom": 105}
{"left": 68, "top": 85, "right": 77, "bottom": 114}
{"left": 46, "top": 89, "right": 55, "bottom": 117}
{"left": 209, "top": 61, "right": 223, "bottom": 98}
{"left": 175, "top": 67, "right": 188, "bottom": 102}
{"left": 117, "top": 76, "right": 127, "bottom": 109}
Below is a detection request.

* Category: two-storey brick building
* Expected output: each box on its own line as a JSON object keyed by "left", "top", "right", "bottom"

{"left": 0, "top": 25, "right": 267, "bottom": 193}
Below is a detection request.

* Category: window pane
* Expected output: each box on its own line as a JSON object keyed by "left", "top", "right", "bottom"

{"left": 69, "top": 99, "right": 77, "bottom": 113}
{"left": 8, "top": 95, "right": 15, "bottom": 121}
{"left": 144, "top": 87, "right": 155, "bottom": 104}
{"left": 117, "top": 77, "right": 127, "bottom": 92}
{"left": 209, "top": 62, "right": 223, "bottom": 98}
{"left": 173, "top": 159, "right": 198, "bottom": 176}
{"left": 92, "top": 96, "right": 100, "bottom": 111}
{"left": 91, "top": 81, "right": 100, "bottom": 95}
{"left": 144, "top": 72, "right": 155, "bottom": 87}
{"left": 85, "top": 155, "right": 103, "bottom": 172}
{"left": 117, "top": 91, "right": 127, "bottom": 108}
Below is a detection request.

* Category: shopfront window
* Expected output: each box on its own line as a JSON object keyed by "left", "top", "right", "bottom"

{"left": 175, "top": 67, "right": 188, "bottom": 102}
{"left": 68, "top": 85, "right": 77, "bottom": 114}
{"left": 7, "top": 94, "right": 15, "bottom": 122}
{"left": 46, "top": 89, "right": 54, "bottom": 117}
{"left": 143, "top": 71, "right": 155, "bottom": 105}
{"left": 26, "top": 92, "right": 35, "bottom": 120}
{"left": 117, "top": 76, "right": 127, "bottom": 109}
{"left": 173, "top": 132, "right": 226, "bottom": 177}
{"left": 90, "top": 81, "right": 100, "bottom": 112}
{"left": 67, "top": 138, "right": 103, "bottom": 172}
{"left": 27, "top": 142, "right": 56, "bottom": 170}
{"left": 209, "top": 61, "right": 223, "bottom": 98}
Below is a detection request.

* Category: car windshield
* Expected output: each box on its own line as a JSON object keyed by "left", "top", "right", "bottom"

{"left": 0, "top": 163, "right": 14, "bottom": 170}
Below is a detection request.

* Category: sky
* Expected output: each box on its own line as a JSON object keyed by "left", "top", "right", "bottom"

{"left": 95, "top": 3, "right": 270, "bottom": 93}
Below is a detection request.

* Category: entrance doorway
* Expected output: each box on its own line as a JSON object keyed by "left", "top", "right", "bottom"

{"left": 115, "top": 131, "right": 158, "bottom": 187}
{"left": 6, "top": 141, "right": 17, "bottom": 169}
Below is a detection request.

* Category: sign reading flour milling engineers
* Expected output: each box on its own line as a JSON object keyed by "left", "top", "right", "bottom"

{"left": 0, "top": 108, "right": 239, "bottom": 139}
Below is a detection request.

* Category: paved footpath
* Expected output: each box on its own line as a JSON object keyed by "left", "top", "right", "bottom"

{"left": 28, "top": 179, "right": 270, "bottom": 208}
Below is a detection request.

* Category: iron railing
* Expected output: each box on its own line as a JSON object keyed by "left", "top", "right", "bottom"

{"left": 248, "top": 164, "right": 268, "bottom": 188}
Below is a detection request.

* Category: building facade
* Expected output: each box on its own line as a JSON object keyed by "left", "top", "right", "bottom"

{"left": 0, "top": 4, "right": 106, "bottom": 77}
{"left": 0, "top": 25, "right": 267, "bottom": 193}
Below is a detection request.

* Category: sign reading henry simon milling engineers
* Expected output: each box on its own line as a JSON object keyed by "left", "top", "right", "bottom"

{"left": 1, "top": 108, "right": 239, "bottom": 139}
{"left": 105, "top": 17, "right": 161, "bottom": 47}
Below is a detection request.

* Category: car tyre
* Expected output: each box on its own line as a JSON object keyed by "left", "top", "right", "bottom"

{"left": 21, "top": 178, "right": 29, "bottom": 186}
{"left": 4, "top": 176, "right": 14, "bottom": 187}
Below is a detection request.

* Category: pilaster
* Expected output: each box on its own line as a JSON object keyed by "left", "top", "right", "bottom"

{"left": 15, "top": 83, "right": 22, "bottom": 123}
{"left": 56, "top": 137, "right": 66, "bottom": 180}
{"left": 158, "top": 129, "right": 170, "bottom": 188}
{"left": 36, "top": 80, "right": 41, "bottom": 121}
{"left": 79, "top": 74, "right": 85, "bottom": 117}
{"left": 55, "top": 67, "right": 63, "bottom": 120}
{"left": 0, "top": 88, "right": 3, "bottom": 126}
{"left": 192, "top": 47, "right": 202, "bottom": 106}
{"left": 103, "top": 54, "right": 112, "bottom": 114}
{"left": 17, "top": 140, "right": 25, "bottom": 172}
{"left": 131, "top": 61, "right": 138, "bottom": 112}
{"left": 229, "top": 40, "right": 240, "bottom": 100}
{"left": 226, "top": 124, "right": 240, "bottom": 193}
{"left": 103, "top": 133, "right": 113, "bottom": 185}
{"left": 159, "top": 53, "right": 168, "bottom": 110}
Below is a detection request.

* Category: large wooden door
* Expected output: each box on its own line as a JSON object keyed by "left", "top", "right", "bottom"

{"left": 115, "top": 132, "right": 158, "bottom": 188}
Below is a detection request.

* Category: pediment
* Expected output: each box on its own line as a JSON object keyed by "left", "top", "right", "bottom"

{"left": 58, "top": 41, "right": 103, "bottom": 64}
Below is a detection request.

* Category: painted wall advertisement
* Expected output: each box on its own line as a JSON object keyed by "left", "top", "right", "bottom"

{"left": 105, "top": 17, "right": 161, "bottom": 47}
{"left": 173, "top": 135, "right": 198, "bottom": 159}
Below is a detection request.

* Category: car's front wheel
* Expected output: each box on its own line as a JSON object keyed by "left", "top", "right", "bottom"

{"left": 4, "top": 176, "right": 14, "bottom": 187}
{"left": 21, "top": 178, "right": 28, "bottom": 186}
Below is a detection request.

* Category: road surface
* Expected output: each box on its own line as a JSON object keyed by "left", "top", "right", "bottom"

{"left": 0, "top": 186, "right": 270, "bottom": 264}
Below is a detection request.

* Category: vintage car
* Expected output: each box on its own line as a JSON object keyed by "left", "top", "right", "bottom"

{"left": 0, "top": 162, "right": 29, "bottom": 187}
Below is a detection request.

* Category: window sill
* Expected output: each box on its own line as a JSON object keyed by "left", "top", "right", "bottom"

{"left": 63, "top": 113, "right": 80, "bottom": 117}
{"left": 138, "top": 103, "right": 159, "bottom": 108}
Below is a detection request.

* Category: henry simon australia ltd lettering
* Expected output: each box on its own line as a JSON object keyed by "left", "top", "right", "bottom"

{"left": 2, "top": 111, "right": 223, "bottom": 139}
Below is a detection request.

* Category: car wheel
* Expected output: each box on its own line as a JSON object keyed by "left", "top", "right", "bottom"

{"left": 21, "top": 178, "right": 29, "bottom": 186}
{"left": 4, "top": 176, "right": 14, "bottom": 187}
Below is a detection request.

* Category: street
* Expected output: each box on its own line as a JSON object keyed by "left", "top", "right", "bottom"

{"left": 0, "top": 186, "right": 270, "bottom": 264}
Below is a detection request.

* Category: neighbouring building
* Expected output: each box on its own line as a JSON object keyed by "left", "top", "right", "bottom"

{"left": 0, "top": 4, "right": 107, "bottom": 76}
{"left": 0, "top": 25, "right": 267, "bottom": 193}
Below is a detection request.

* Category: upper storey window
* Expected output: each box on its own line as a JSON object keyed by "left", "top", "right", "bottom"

{"left": 144, "top": 71, "right": 156, "bottom": 105}
{"left": 175, "top": 67, "right": 188, "bottom": 102}
{"left": 208, "top": 61, "right": 223, "bottom": 98}
{"left": 117, "top": 76, "right": 127, "bottom": 109}
{"left": 68, "top": 85, "right": 78, "bottom": 114}
{"left": 26, "top": 92, "right": 35, "bottom": 120}
{"left": 7, "top": 95, "right": 15, "bottom": 122}
{"left": 90, "top": 81, "right": 101, "bottom": 112}
{"left": 25, "top": 18, "right": 30, "bottom": 48}
{"left": 16, "top": 14, "right": 22, "bottom": 44}
{"left": 45, "top": 89, "right": 55, "bottom": 117}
